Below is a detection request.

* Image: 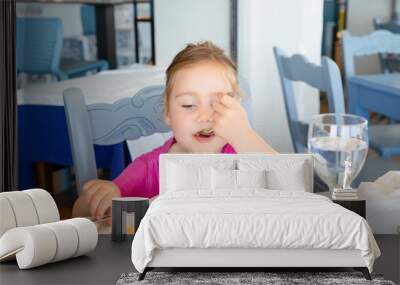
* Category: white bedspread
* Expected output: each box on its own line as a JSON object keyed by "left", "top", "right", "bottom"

{"left": 131, "top": 190, "right": 380, "bottom": 273}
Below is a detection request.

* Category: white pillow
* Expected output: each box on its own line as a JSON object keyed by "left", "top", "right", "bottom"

{"left": 266, "top": 162, "right": 308, "bottom": 191}
{"left": 237, "top": 158, "right": 310, "bottom": 192}
{"left": 167, "top": 162, "right": 212, "bottom": 191}
{"left": 236, "top": 169, "right": 268, "bottom": 189}
{"left": 211, "top": 168, "right": 237, "bottom": 190}
{"left": 211, "top": 168, "right": 268, "bottom": 190}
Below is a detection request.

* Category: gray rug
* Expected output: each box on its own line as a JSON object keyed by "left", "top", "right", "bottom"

{"left": 116, "top": 271, "right": 396, "bottom": 285}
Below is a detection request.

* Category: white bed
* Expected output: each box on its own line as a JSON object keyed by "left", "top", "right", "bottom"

{"left": 131, "top": 154, "right": 380, "bottom": 280}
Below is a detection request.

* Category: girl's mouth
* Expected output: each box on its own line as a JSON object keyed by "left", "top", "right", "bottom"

{"left": 194, "top": 129, "right": 215, "bottom": 143}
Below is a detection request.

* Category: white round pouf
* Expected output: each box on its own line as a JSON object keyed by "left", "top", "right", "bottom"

{"left": 0, "top": 191, "right": 39, "bottom": 227}
{"left": 23, "top": 189, "right": 60, "bottom": 224}
{"left": 42, "top": 221, "right": 79, "bottom": 262}
{"left": 0, "top": 226, "right": 57, "bottom": 269}
{"left": 0, "top": 196, "right": 17, "bottom": 237}
{"left": 64, "top": 218, "right": 98, "bottom": 257}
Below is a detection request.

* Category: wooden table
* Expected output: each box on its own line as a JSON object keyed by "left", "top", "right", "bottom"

{"left": 17, "top": 0, "right": 134, "bottom": 69}
{"left": 348, "top": 73, "right": 400, "bottom": 121}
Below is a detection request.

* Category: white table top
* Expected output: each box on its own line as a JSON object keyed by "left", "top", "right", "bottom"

{"left": 17, "top": 65, "right": 166, "bottom": 106}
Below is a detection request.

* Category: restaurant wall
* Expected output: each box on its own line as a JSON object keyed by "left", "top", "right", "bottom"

{"left": 154, "top": 0, "right": 231, "bottom": 66}
{"left": 238, "top": 0, "right": 323, "bottom": 152}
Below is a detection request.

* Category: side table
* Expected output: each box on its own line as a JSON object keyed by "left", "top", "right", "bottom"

{"left": 317, "top": 191, "right": 366, "bottom": 218}
{"left": 332, "top": 199, "right": 366, "bottom": 218}
{"left": 112, "top": 197, "right": 149, "bottom": 241}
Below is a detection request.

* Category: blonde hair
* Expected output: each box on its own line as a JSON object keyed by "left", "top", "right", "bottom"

{"left": 164, "top": 41, "right": 239, "bottom": 114}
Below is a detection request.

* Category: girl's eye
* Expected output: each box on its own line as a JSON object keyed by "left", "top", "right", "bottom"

{"left": 182, "top": 105, "right": 196, "bottom": 109}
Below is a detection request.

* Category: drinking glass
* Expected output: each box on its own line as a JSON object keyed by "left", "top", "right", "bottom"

{"left": 308, "top": 113, "right": 368, "bottom": 193}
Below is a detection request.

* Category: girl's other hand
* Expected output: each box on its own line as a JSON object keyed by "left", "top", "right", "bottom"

{"left": 84, "top": 179, "right": 121, "bottom": 220}
{"left": 212, "top": 93, "right": 251, "bottom": 143}
{"left": 72, "top": 179, "right": 121, "bottom": 219}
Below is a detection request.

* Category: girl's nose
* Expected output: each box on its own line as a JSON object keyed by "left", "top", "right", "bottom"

{"left": 197, "top": 106, "right": 214, "bottom": 122}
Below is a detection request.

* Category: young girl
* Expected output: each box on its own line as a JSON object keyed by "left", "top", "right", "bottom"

{"left": 73, "top": 41, "right": 276, "bottom": 219}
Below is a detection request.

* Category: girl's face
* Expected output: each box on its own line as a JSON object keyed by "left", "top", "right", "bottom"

{"left": 165, "top": 61, "right": 234, "bottom": 153}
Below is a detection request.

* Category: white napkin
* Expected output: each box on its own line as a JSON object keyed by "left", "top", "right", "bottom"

{"left": 358, "top": 171, "right": 400, "bottom": 234}
{"left": 358, "top": 171, "right": 400, "bottom": 198}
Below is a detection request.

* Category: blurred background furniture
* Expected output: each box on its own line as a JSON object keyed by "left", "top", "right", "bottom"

{"left": 17, "top": 0, "right": 134, "bottom": 69}
{"left": 16, "top": 17, "right": 65, "bottom": 80}
{"left": 59, "top": 4, "right": 108, "bottom": 79}
{"left": 17, "top": 17, "right": 108, "bottom": 81}
{"left": 342, "top": 30, "right": 400, "bottom": 158}
{"left": 273, "top": 46, "right": 400, "bottom": 189}
{"left": 373, "top": 17, "right": 400, "bottom": 74}
{"left": 322, "top": 0, "right": 338, "bottom": 58}
{"left": 133, "top": 0, "right": 155, "bottom": 64}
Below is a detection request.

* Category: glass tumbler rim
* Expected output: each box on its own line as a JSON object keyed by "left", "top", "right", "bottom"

{"left": 311, "top": 113, "right": 368, "bottom": 127}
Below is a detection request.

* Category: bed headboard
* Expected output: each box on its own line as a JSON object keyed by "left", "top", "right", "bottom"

{"left": 159, "top": 153, "right": 314, "bottom": 194}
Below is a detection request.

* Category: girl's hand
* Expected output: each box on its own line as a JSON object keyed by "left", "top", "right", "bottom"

{"left": 72, "top": 179, "right": 121, "bottom": 219}
{"left": 212, "top": 93, "right": 277, "bottom": 154}
{"left": 212, "top": 93, "right": 251, "bottom": 144}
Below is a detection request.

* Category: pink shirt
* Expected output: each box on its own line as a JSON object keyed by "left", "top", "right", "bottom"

{"left": 113, "top": 137, "right": 237, "bottom": 198}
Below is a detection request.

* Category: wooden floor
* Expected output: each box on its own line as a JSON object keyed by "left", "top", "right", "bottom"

{"left": 373, "top": 235, "right": 400, "bottom": 284}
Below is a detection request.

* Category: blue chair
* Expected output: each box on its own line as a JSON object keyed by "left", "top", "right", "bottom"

{"left": 373, "top": 18, "right": 400, "bottom": 73}
{"left": 273, "top": 46, "right": 400, "bottom": 187}
{"left": 63, "top": 85, "right": 171, "bottom": 195}
{"left": 342, "top": 30, "right": 400, "bottom": 158}
{"left": 81, "top": 5, "right": 96, "bottom": 36}
{"left": 16, "top": 18, "right": 65, "bottom": 80}
{"left": 17, "top": 17, "right": 108, "bottom": 81}
{"left": 273, "top": 47, "right": 344, "bottom": 153}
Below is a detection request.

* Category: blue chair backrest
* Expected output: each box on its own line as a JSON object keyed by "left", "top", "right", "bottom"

{"left": 16, "top": 17, "right": 63, "bottom": 76}
{"left": 273, "top": 46, "right": 345, "bottom": 153}
{"left": 81, "top": 5, "right": 96, "bottom": 36}
{"left": 342, "top": 30, "right": 400, "bottom": 83}
{"left": 63, "top": 85, "right": 170, "bottom": 194}
{"left": 372, "top": 18, "right": 400, "bottom": 73}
